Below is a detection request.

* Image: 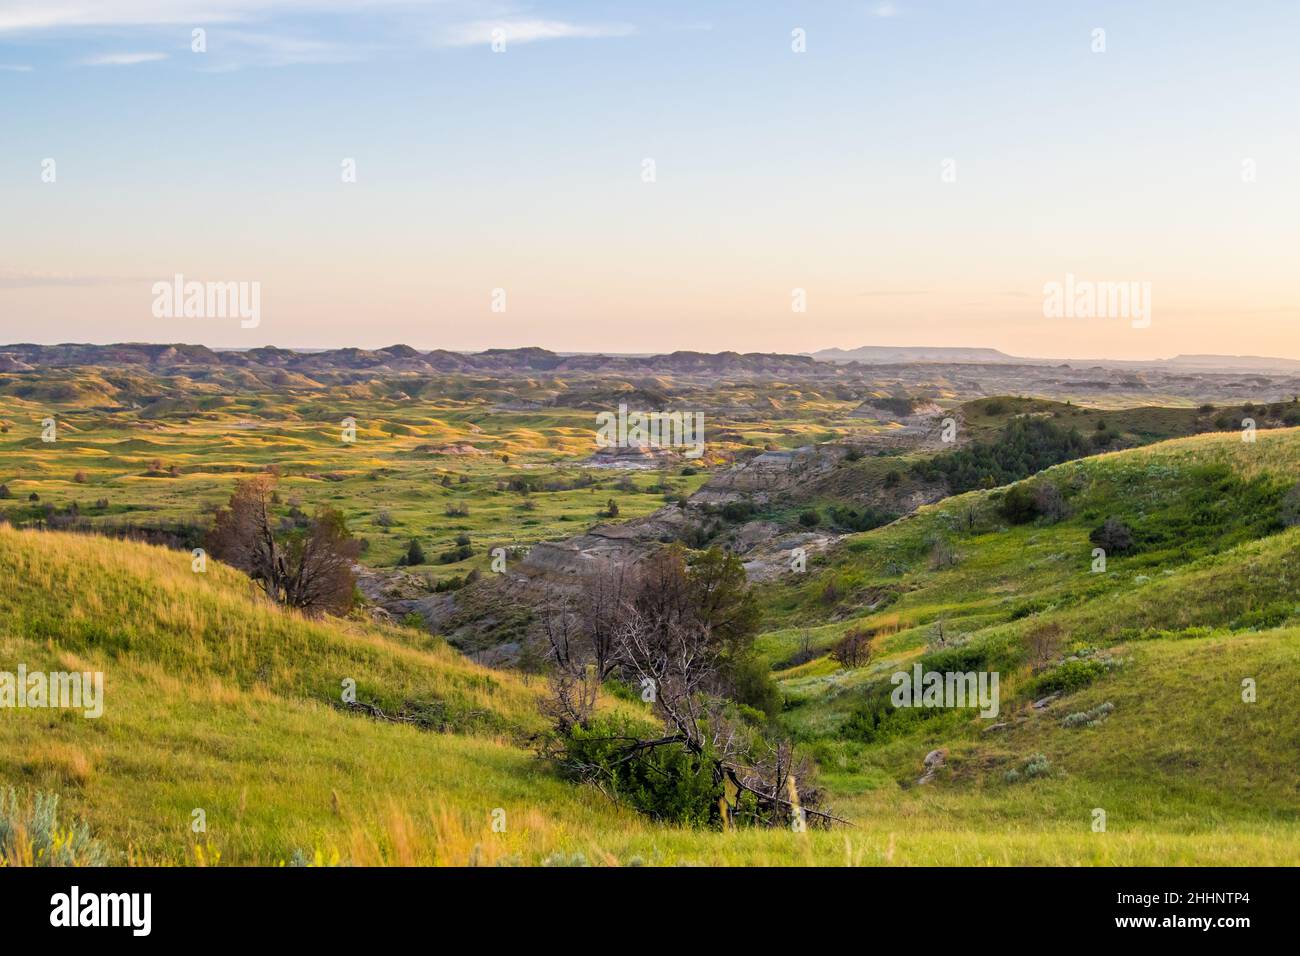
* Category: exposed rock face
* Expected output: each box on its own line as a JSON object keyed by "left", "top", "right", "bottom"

{"left": 580, "top": 443, "right": 679, "bottom": 469}
{"left": 692, "top": 445, "right": 849, "bottom": 506}
{"left": 412, "top": 443, "right": 486, "bottom": 455}
{"left": 740, "top": 529, "right": 840, "bottom": 582}
{"left": 353, "top": 564, "right": 436, "bottom": 604}
{"left": 0, "top": 342, "right": 820, "bottom": 376}
{"left": 0, "top": 353, "right": 34, "bottom": 372}
{"left": 517, "top": 507, "right": 689, "bottom": 581}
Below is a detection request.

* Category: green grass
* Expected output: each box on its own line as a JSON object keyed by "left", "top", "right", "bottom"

{"left": 0, "top": 392, "right": 715, "bottom": 577}
{"left": 2, "top": 393, "right": 1297, "bottom": 865}
{"left": 2, "top": 517, "right": 1295, "bottom": 865}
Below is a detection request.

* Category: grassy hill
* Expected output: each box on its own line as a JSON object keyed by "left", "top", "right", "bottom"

{"left": 755, "top": 427, "right": 1300, "bottom": 862}
{"left": 1, "top": 427, "right": 1297, "bottom": 865}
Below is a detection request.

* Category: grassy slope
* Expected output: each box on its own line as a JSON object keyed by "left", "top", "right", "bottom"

{"left": 755, "top": 428, "right": 1300, "bottom": 863}
{"left": 1, "top": 429, "right": 1297, "bottom": 865}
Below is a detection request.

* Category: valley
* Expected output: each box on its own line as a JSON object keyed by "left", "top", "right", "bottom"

{"left": 1, "top": 345, "right": 1297, "bottom": 866}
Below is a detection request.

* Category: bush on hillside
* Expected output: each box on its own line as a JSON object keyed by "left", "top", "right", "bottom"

{"left": 398, "top": 538, "right": 426, "bottom": 566}
{"left": 1090, "top": 516, "right": 1135, "bottom": 554}
{"left": 0, "top": 788, "right": 113, "bottom": 866}
{"left": 1001, "top": 480, "right": 1069, "bottom": 525}
{"left": 207, "top": 475, "right": 361, "bottom": 615}
{"left": 828, "top": 504, "right": 895, "bottom": 532}
{"left": 999, "top": 484, "right": 1038, "bottom": 524}
{"left": 1028, "top": 659, "right": 1107, "bottom": 697}
{"left": 830, "top": 628, "right": 872, "bottom": 668}
{"left": 556, "top": 714, "right": 724, "bottom": 826}
{"left": 1283, "top": 482, "right": 1300, "bottom": 528}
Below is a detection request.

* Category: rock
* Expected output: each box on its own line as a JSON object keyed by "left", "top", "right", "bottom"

{"left": 1032, "top": 693, "right": 1061, "bottom": 710}
{"left": 690, "top": 445, "right": 845, "bottom": 506}
{"left": 365, "top": 606, "right": 395, "bottom": 625}
{"left": 918, "top": 747, "right": 948, "bottom": 785}
{"left": 580, "top": 443, "right": 679, "bottom": 469}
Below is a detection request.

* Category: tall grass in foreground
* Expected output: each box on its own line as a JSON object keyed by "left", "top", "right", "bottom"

{"left": 0, "top": 787, "right": 113, "bottom": 866}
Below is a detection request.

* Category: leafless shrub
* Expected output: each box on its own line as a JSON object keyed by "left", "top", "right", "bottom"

{"left": 1025, "top": 621, "right": 1064, "bottom": 673}
{"left": 1033, "top": 481, "right": 1069, "bottom": 522}
{"left": 207, "top": 475, "right": 360, "bottom": 615}
{"left": 928, "top": 535, "right": 959, "bottom": 569}
{"left": 830, "top": 628, "right": 872, "bottom": 668}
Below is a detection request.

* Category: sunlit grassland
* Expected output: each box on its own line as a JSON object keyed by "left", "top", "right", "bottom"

{"left": 752, "top": 429, "right": 1299, "bottom": 862}
{"left": 1, "top": 517, "right": 1296, "bottom": 864}
{"left": 0, "top": 394, "right": 719, "bottom": 575}
{"left": 2, "top": 406, "right": 1297, "bottom": 865}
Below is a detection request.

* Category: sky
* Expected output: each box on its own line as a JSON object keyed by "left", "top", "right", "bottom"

{"left": 1, "top": 0, "right": 1298, "bottom": 360}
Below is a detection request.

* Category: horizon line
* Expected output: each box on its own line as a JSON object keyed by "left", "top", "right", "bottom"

{"left": 3, "top": 341, "right": 1300, "bottom": 366}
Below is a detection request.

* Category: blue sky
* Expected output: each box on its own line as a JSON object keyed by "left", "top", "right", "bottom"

{"left": 2, "top": 1, "right": 1298, "bottom": 358}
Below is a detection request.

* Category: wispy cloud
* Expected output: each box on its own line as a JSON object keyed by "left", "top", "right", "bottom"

{"left": 207, "top": 30, "right": 363, "bottom": 69}
{"left": 0, "top": 1, "right": 431, "bottom": 33}
{"left": 0, "top": 63, "right": 32, "bottom": 71}
{"left": 82, "top": 52, "right": 168, "bottom": 66}
{"left": 872, "top": 3, "right": 899, "bottom": 18}
{"left": 0, "top": 270, "right": 145, "bottom": 288}
{"left": 0, "top": 3, "right": 635, "bottom": 68}
{"left": 438, "top": 18, "right": 635, "bottom": 48}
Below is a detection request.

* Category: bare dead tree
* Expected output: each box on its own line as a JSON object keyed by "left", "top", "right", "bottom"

{"left": 207, "top": 475, "right": 360, "bottom": 615}
{"left": 578, "top": 563, "right": 635, "bottom": 681}
{"left": 537, "top": 590, "right": 599, "bottom": 730}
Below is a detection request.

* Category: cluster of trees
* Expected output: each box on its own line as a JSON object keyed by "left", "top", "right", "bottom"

{"left": 539, "top": 545, "right": 833, "bottom": 830}
{"left": 398, "top": 534, "right": 475, "bottom": 567}
{"left": 912, "top": 418, "right": 1090, "bottom": 493}
{"left": 827, "top": 503, "right": 896, "bottom": 533}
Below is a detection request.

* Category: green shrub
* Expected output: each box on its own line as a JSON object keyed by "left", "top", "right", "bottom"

{"left": 828, "top": 505, "right": 895, "bottom": 532}
{"left": 1029, "top": 659, "right": 1107, "bottom": 696}
{"left": 399, "top": 538, "right": 426, "bottom": 566}
{"left": 720, "top": 500, "right": 756, "bottom": 523}
{"left": 726, "top": 653, "right": 781, "bottom": 722}
{"left": 999, "top": 484, "right": 1038, "bottom": 524}
{"left": 1231, "top": 603, "right": 1296, "bottom": 631}
{"left": 559, "top": 715, "right": 724, "bottom": 826}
